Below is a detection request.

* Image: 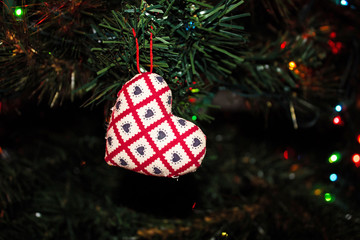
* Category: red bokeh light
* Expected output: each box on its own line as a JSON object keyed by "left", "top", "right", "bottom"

{"left": 188, "top": 97, "right": 196, "bottom": 103}
{"left": 352, "top": 154, "right": 360, "bottom": 168}
{"left": 333, "top": 116, "right": 341, "bottom": 125}
{"left": 284, "top": 150, "right": 289, "bottom": 160}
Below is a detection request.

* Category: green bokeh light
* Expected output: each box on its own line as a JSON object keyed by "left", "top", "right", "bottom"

{"left": 324, "top": 193, "right": 334, "bottom": 202}
{"left": 14, "top": 7, "right": 24, "bottom": 17}
{"left": 192, "top": 115, "right": 197, "bottom": 121}
{"left": 328, "top": 152, "right": 341, "bottom": 163}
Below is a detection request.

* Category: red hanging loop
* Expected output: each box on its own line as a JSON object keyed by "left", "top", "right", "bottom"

{"left": 132, "top": 28, "right": 140, "bottom": 74}
{"left": 150, "top": 26, "right": 153, "bottom": 73}
{"left": 132, "top": 26, "right": 154, "bottom": 74}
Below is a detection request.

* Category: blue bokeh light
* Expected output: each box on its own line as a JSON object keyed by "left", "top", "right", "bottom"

{"left": 340, "top": 0, "right": 348, "bottom": 6}
{"left": 330, "top": 173, "right": 338, "bottom": 182}
{"left": 335, "top": 105, "right": 342, "bottom": 112}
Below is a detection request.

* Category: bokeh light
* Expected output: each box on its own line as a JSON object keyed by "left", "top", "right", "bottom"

{"left": 288, "top": 61, "right": 296, "bottom": 70}
{"left": 340, "top": 0, "right": 348, "bottom": 6}
{"left": 314, "top": 189, "right": 322, "bottom": 196}
{"left": 14, "top": 7, "right": 24, "bottom": 17}
{"left": 329, "top": 173, "right": 338, "bottom": 182}
{"left": 324, "top": 193, "right": 334, "bottom": 202}
{"left": 333, "top": 116, "right": 341, "bottom": 125}
{"left": 335, "top": 105, "right": 342, "bottom": 112}
{"left": 329, "top": 152, "right": 341, "bottom": 163}
{"left": 352, "top": 154, "right": 360, "bottom": 163}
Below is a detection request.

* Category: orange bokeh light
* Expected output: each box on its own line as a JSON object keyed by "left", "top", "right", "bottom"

{"left": 352, "top": 154, "right": 360, "bottom": 163}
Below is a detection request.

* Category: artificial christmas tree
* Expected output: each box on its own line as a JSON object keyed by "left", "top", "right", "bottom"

{"left": 1, "top": 0, "right": 360, "bottom": 239}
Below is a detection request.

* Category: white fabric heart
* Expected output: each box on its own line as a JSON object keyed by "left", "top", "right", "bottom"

{"left": 105, "top": 73, "right": 206, "bottom": 177}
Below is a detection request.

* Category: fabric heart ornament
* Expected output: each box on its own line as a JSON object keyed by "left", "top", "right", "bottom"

{"left": 105, "top": 72, "right": 206, "bottom": 178}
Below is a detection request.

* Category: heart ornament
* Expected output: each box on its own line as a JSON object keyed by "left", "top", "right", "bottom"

{"left": 105, "top": 72, "right": 206, "bottom": 178}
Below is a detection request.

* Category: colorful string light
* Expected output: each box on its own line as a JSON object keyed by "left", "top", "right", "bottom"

{"left": 328, "top": 40, "right": 342, "bottom": 54}
{"left": 357, "top": 134, "right": 360, "bottom": 144}
{"left": 188, "top": 97, "right": 196, "bottom": 103}
{"left": 352, "top": 154, "right": 360, "bottom": 167}
{"left": 283, "top": 150, "right": 289, "bottom": 160}
{"left": 329, "top": 152, "right": 341, "bottom": 163}
{"left": 335, "top": 105, "right": 342, "bottom": 112}
{"left": 324, "top": 193, "right": 334, "bottom": 202}
{"left": 191, "top": 88, "right": 199, "bottom": 93}
{"left": 314, "top": 189, "right": 322, "bottom": 196}
{"left": 185, "top": 21, "right": 196, "bottom": 31}
{"left": 288, "top": 61, "right": 296, "bottom": 70}
{"left": 333, "top": 116, "right": 342, "bottom": 125}
{"left": 192, "top": 115, "right": 197, "bottom": 121}
{"left": 192, "top": 202, "right": 196, "bottom": 209}
{"left": 340, "top": 0, "right": 348, "bottom": 6}
{"left": 14, "top": 7, "right": 24, "bottom": 17}
{"left": 283, "top": 148, "right": 295, "bottom": 160}
{"left": 329, "top": 173, "right": 338, "bottom": 182}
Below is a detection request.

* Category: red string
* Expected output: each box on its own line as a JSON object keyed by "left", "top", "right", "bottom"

{"left": 150, "top": 26, "right": 153, "bottom": 73}
{"left": 132, "top": 28, "right": 140, "bottom": 74}
{"left": 132, "top": 26, "right": 154, "bottom": 74}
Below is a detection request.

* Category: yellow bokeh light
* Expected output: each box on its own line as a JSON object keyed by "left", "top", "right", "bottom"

{"left": 191, "top": 88, "right": 199, "bottom": 93}
{"left": 288, "top": 61, "right": 297, "bottom": 70}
